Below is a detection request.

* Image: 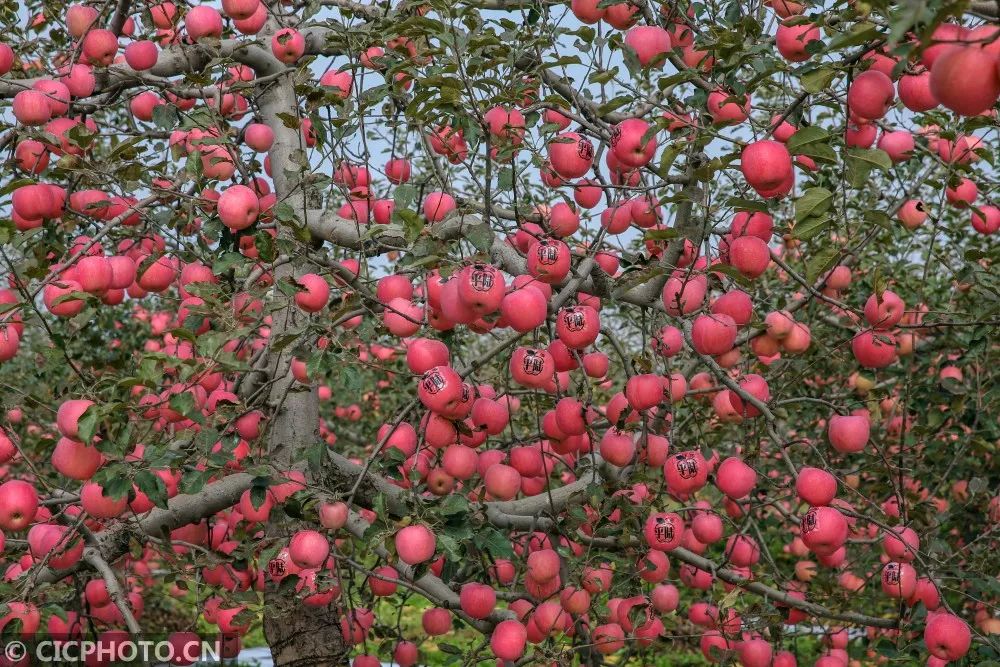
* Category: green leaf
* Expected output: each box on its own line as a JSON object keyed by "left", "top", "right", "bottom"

{"left": 437, "top": 533, "right": 464, "bottom": 560}
{"left": 794, "top": 187, "right": 834, "bottom": 223}
{"left": 67, "top": 123, "right": 96, "bottom": 150}
{"left": 787, "top": 126, "right": 829, "bottom": 153}
{"left": 598, "top": 95, "right": 632, "bottom": 116}
{"left": 184, "top": 152, "right": 203, "bottom": 179}
{"left": 941, "top": 377, "right": 968, "bottom": 395}
{"left": 180, "top": 108, "right": 216, "bottom": 131}
{"left": 726, "top": 197, "right": 770, "bottom": 213}
{"left": 0, "top": 178, "right": 38, "bottom": 197}
{"left": 644, "top": 228, "right": 679, "bottom": 241}
{"left": 212, "top": 252, "right": 244, "bottom": 275}
{"left": 271, "top": 329, "right": 305, "bottom": 353}
{"left": 571, "top": 26, "right": 596, "bottom": 44}
{"left": 805, "top": 245, "right": 840, "bottom": 283}
{"left": 284, "top": 494, "right": 304, "bottom": 519}
{"left": 342, "top": 365, "right": 362, "bottom": 393}
{"left": 275, "top": 112, "right": 301, "bottom": 129}
{"left": 273, "top": 202, "right": 297, "bottom": 223}
{"left": 77, "top": 404, "right": 100, "bottom": 444}
{"left": 361, "top": 84, "right": 390, "bottom": 106}
{"left": 254, "top": 230, "right": 276, "bottom": 262}
{"left": 872, "top": 265, "right": 886, "bottom": 299}
{"left": 800, "top": 66, "right": 837, "bottom": 93}
{"left": 250, "top": 479, "right": 270, "bottom": 510}
{"left": 359, "top": 223, "right": 391, "bottom": 241}
{"left": 102, "top": 475, "right": 131, "bottom": 501}
{"left": 179, "top": 469, "right": 211, "bottom": 496}
{"left": 875, "top": 639, "right": 897, "bottom": 658}
{"left": 475, "top": 527, "right": 515, "bottom": 558}
{"left": 402, "top": 253, "right": 440, "bottom": 269}
{"left": 847, "top": 147, "right": 892, "bottom": 172}
{"left": 787, "top": 126, "right": 836, "bottom": 163}
{"left": 588, "top": 69, "right": 617, "bottom": 85}
{"left": 709, "top": 263, "right": 751, "bottom": 286}
{"left": 657, "top": 142, "right": 685, "bottom": 180}
{"left": 108, "top": 136, "right": 145, "bottom": 162}
{"left": 292, "top": 220, "right": 312, "bottom": 243}
{"left": 134, "top": 470, "right": 168, "bottom": 508}
{"left": 169, "top": 391, "right": 198, "bottom": 420}
{"left": 438, "top": 494, "right": 469, "bottom": 517}
{"left": 395, "top": 208, "right": 424, "bottom": 243}
{"left": 152, "top": 104, "right": 179, "bottom": 130}
{"left": 614, "top": 264, "right": 666, "bottom": 293}
{"left": 865, "top": 210, "right": 892, "bottom": 229}
{"left": 0, "top": 220, "right": 12, "bottom": 245}
{"left": 465, "top": 222, "right": 494, "bottom": 253}
{"left": 794, "top": 213, "right": 830, "bottom": 241}
{"left": 845, "top": 148, "right": 892, "bottom": 187}
{"left": 718, "top": 587, "right": 741, "bottom": 609}
{"left": 827, "top": 22, "right": 881, "bottom": 51}
{"left": 393, "top": 184, "right": 417, "bottom": 210}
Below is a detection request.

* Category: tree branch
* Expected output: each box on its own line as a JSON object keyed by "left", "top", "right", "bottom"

{"left": 82, "top": 547, "right": 141, "bottom": 635}
{"left": 32, "top": 473, "right": 252, "bottom": 586}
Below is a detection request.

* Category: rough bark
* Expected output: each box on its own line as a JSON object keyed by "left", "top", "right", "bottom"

{"left": 256, "top": 19, "right": 348, "bottom": 666}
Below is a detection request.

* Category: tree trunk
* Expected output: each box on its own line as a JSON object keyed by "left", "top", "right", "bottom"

{"left": 262, "top": 602, "right": 348, "bottom": 667}
{"left": 257, "top": 21, "right": 348, "bottom": 665}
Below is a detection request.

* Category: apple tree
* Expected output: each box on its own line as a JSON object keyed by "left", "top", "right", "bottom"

{"left": 0, "top": 0, "right": 998, "bottom": 665}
